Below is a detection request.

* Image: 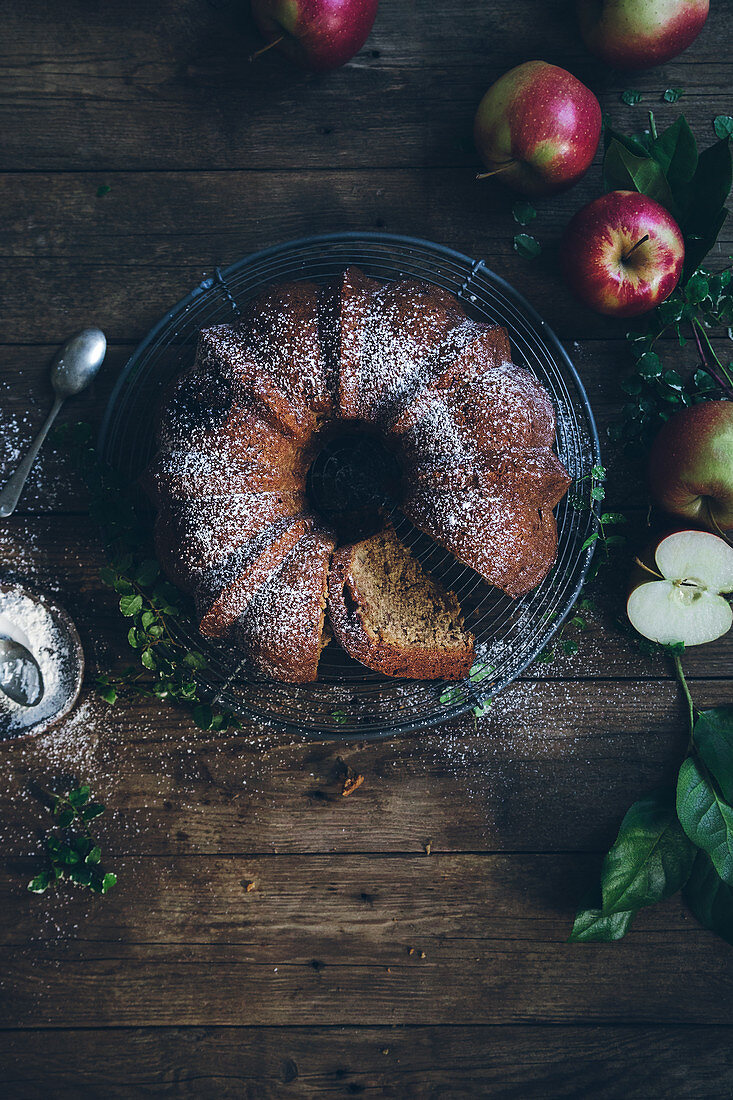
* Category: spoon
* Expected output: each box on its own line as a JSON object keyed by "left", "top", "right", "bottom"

{"left": 0, "top": 638, "right": 44, "bottom": 707}
{"left": 0, "top": 328, "right": 107, "bottom": 517}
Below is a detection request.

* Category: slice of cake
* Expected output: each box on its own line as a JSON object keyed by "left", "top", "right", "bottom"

{"left": 327, "top": 525, "right": 475, "bottom": 679}
{"left": 236, "top": 529, "right": 335, "bottom": 683}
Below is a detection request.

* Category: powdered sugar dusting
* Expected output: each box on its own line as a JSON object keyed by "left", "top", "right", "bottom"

{"left": 0, "top": 587, "right": 83, "bottom": 738}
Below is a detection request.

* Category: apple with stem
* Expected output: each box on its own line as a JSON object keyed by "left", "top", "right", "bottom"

{"left": 648, "top": 402, "right": 733, "bottom": 533}
{"left": 473, "top": 61, "right": 602, "bottom": 197}
{"left": 627, "top": 530, "right": 733, "bottom": 646}
{"left": 561, "top": 190, "right": 684, "bottom": 317}
{"left": 577, "top": 0, "right": 709, "bottom": 70}
{"left": 250, "top": 0, "right": 379, "bottom": 71}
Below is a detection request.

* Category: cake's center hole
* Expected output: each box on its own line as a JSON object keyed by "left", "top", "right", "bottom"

{"left": 307, "top": 426, "right": 403, "bottom": 542}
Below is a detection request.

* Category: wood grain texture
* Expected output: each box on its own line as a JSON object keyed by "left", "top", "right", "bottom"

{"left": 2, "top": 1025, "right": 731, "bottom": 1099}
{"left": 2, "top": 0, "right": 733, "bottom": 1089}
{"left": 1, "top": 170, "right": 731, "bottom": 344}
{"left": 2, "top": 0, "right": 731, "bottom": 172}
{"left": 1, "top": 680, "right": 731, "bottom": 858}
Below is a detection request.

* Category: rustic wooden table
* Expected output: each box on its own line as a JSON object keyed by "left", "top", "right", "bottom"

{"left": 1, "top": 1, "right": 732, "bottom": 1096}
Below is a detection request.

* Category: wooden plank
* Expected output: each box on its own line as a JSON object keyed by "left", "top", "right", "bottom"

{"left": 1, "top": 893, "right": 732, "bottom": 1026}
{"left": 2, "top": 0, "right": 730, "bottom": 171}
{"left": 2, "top": 170, "right": 732, "bottom": 344}
{"left": 0, "top": 852, "right": 708, "bottom": 947}
{"left": 1, "top": 1025, "right": 730, "bottom": 1099}
{"left": 1, "top": 681, "right": 731, "bottom": 856}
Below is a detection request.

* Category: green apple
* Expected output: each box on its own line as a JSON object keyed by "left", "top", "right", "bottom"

{"left": 648, "top": 402, "right": 733, "bottom": 532}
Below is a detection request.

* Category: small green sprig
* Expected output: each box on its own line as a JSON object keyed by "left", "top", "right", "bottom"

{"left": 535, "top": 466, "right": 627, "bottom": 666}
{"left": 615, "top": 268, "right": 733, "bottom": 451}
{"left": 53, "top": 423, "right": 241, "bottom": 734}
{"left": 28, "top": 785, "right": 116, "bottom": 896}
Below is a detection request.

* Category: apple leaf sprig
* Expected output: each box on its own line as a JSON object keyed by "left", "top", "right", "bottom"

{"left": 535, "top": 466, "right": 628, "bottom": 665}
{"left": 603, "top": 111, "right": 731, "bottom": 280}
{"left": 601, "top": 110, "right": 733, "bottom": 451}
{"left": 28, "top": 784, "right": 116, "bottom": 896}
{"left": 570, "top": 656, "right": 733, "bottom": 946}
{"left": 613, "top": 267, "right": 733, "bottom": 451}
{"left": 54, "top": 422, "right": 241, "bottom": 734}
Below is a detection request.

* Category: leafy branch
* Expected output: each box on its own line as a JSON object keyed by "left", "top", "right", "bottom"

{"left": 28, "top": 784, "right": 116, "bottom": 896}
{"left": 570, "top": 654, "right": 733, "bottom": 946}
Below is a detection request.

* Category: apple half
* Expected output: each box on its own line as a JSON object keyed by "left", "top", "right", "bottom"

{"left": 627, "top": 530, "right": 733, "bottom": 646}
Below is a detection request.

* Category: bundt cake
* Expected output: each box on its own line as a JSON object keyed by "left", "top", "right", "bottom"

{"left": 146, "top": 266, "right": 571, "bottom": 682}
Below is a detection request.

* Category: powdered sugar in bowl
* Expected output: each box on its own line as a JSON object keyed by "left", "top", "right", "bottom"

{"left": 0, "top": 583, "right": 84, "bottom": 739}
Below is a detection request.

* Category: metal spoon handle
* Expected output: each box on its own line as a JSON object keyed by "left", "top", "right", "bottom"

{"left": 0, "top": 395, "right": 65, "bottom": 518}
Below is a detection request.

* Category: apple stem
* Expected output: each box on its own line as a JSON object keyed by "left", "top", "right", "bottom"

{"left": 691, "top": 318, "right": 733, "bottom": 395}
{"left": 475, "top": 162, "right": 516, "bottom": 181}
{"left": 704, "top": 501, "right": 733, "bottom": 549}
{"left": 633, "top": 556, "right": 663, "bottom": 580}
{"left": 248, "top": 35, "right": 285, "bottom": 62}
{"left": 672, "top": 654, "right": 698, "bottom": 744}
{"left": 621, "top": 235, "right": 650, "bottom": 262}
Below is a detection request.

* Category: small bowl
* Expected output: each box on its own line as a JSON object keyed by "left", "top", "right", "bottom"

{"left": 0, "top": 581, "right": 84, "bottom": 741}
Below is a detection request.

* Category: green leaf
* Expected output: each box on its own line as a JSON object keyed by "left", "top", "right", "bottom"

{"left": 183, "top": 651, "right": 208, "bottom": 670}
{"left": 96, "top": 184, "right": 112, "bottom": 197}
{"left": 98, "top": 684, "right": 117, "bottom": 704}
{"left": 713, "top": 116, "right": 733, "bottom": 140}
{"left": 569, "top": 898, "right": 635, "bottom": 943}
{"left": 141, "top": 648, "right": 157, "bottom": 670}
{"left": 69, "top": 864, "right": 92, "bottom": 886}
{"left": 663, "top": 89, "right": 684, "bottom": 103}
{"left": 685, "top": 272, "right": 710, "bottom": 304}
{"left": 141, "top": 610, "right": 156, "bottom": 630}
{"left": 28, "top": 871, "right": 52, "bottom": 894}
{"left": 620, "top": 90, "right": 642, "bottom": 106}
{"left": 85, "top": 846, "right": 102, "bottom": 865}
{"left": 81, "top": 802, "right": 105, "bottom": 821}
{"left": 119, "top": 594, "right": 143, "bottom": 617}
{"left": 135, "top": 560, "right": 160, "bottom": 587}
{"left": 562, "top": 639, "right": 579, "bottom": 656}
{"left": 512, "top": 200, "right": 537, "bottom": 226}
{"left": 636, "top": 351, "right": 662, "bottom": 380}
{"left": 693, "top": 707, "right": 733, "bottom": 804}
{"left": 600, "top": 789, "right": 696, "bottom": 915}
{"left": 603, "top": 140, "right": 678, "bottom": 216}
{"left": 681, "top": 139, "right": 732, "bottom": 274}
{"left": 54, "top": 805, "right": 74, "bottom": 828}
{"left": 581, "top": 532, "right": 599, "bottom": 551}
{"left": 513, "top": 233, "right": 541, "bottom": 258}
{"left": 677, "top": 756, "right": 733, "bottom": 885}
{"left": 193, "top": 703, "right": 213, "bottom": 730}
{"left": 684, "top": 850, "right": 733, "bottom": 945}
{"left": 651, "top": 116, "right": 698, "bottom": 191}
{"left": 68, "top": 785, "right": 90, "bottom": 808}
{"left": 599, "top": 513, "right": 627, "bottom": 525}
{"left": 101, "top": 872, "right": 117, "bottom": 894}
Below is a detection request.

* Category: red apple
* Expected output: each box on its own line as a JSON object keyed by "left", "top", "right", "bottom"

{"left": 561, "top": 191, "right": 684, "bottom": 317}
{"left": 473, "top": 61, "right": 602, "bottom": 197}
{"left": 250, "top": 0, "right": 379, "bottom": 71}
{"left": 577, "top": 0, "right": 709, "bottom": 70}
{"left": 648, "top": 401, "right": 733, "bottom": 532}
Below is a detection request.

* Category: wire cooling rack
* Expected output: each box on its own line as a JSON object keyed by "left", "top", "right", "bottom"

{"left": 99, "top": 233, "right": 601, "bottom": 739}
